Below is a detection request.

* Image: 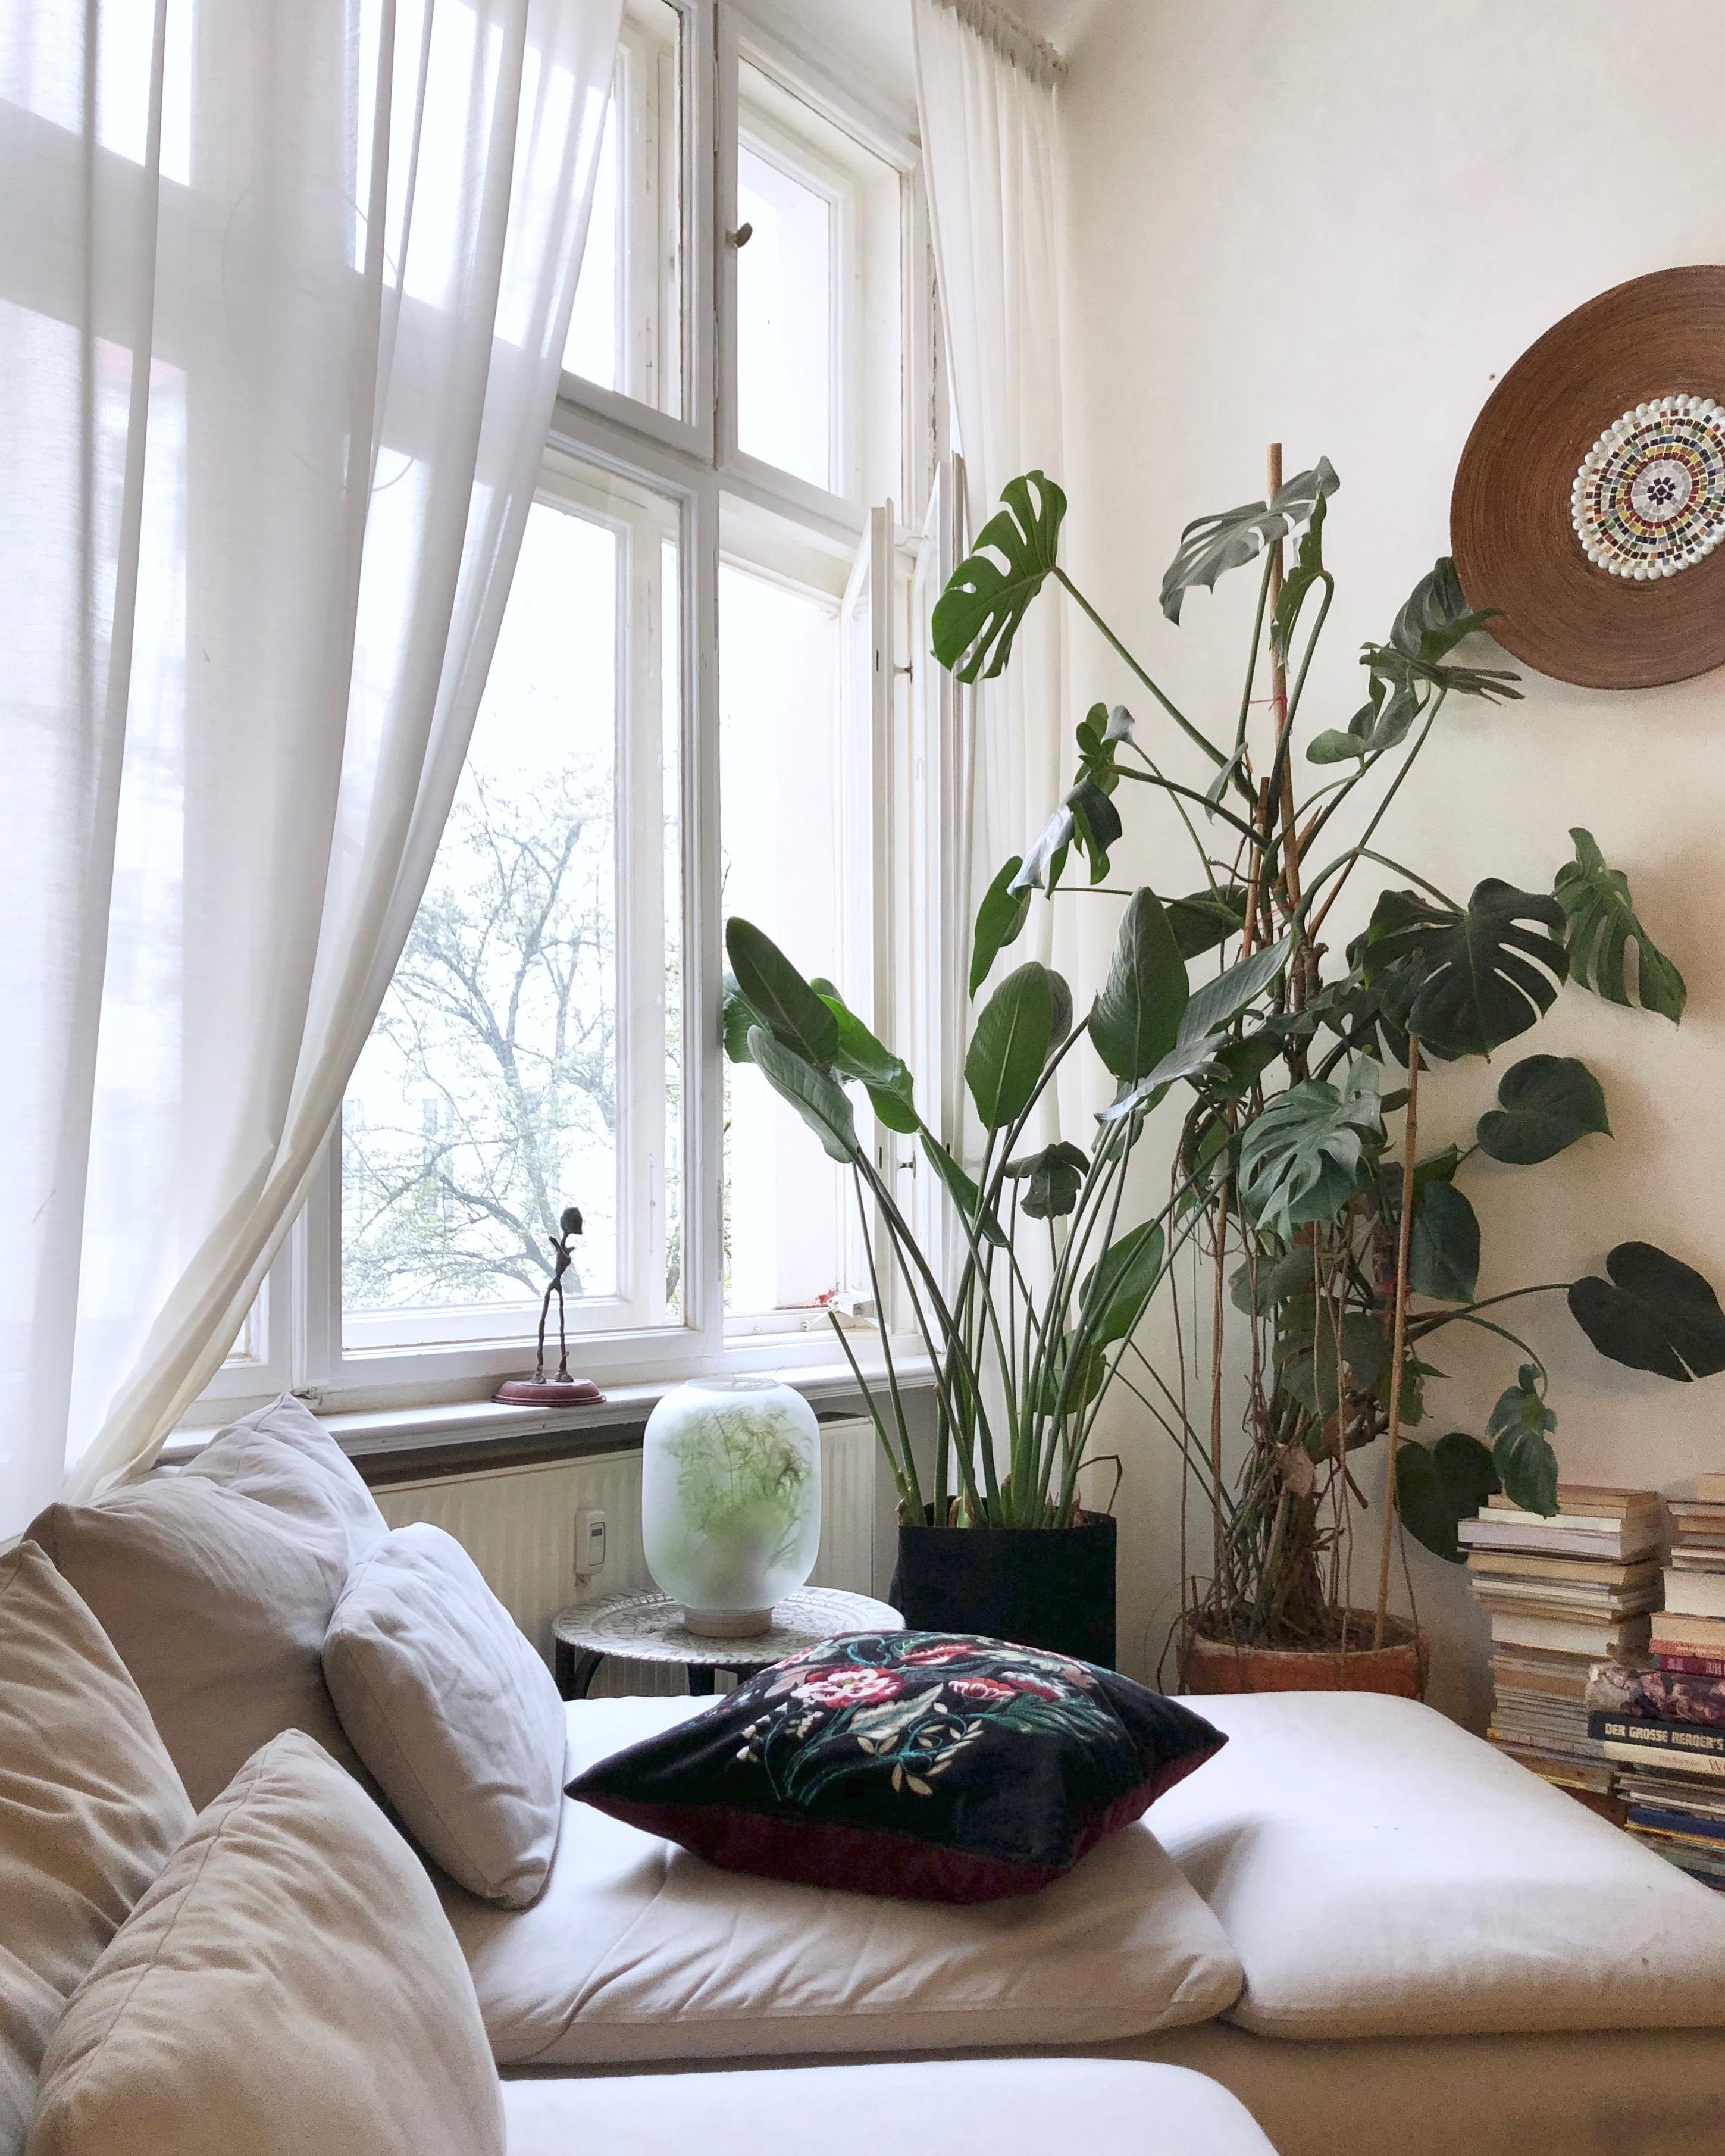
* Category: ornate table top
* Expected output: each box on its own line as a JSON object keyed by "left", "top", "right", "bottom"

{"left": 552, "top": 1585, "right": 903, "bottom": 1667}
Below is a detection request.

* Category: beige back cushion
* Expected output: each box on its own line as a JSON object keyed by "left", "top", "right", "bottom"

{"left": 27, "top": 1396, "right": 386, "bottom": 1808}
{"left": 27, "top": 1731, "right": 503, "bottom": 2156}
{"left": 0, "top": 1544, "right": 192, "bottom": 2156}
{"left": 323, "top": 1523, "right": 566, "bottom": 1907}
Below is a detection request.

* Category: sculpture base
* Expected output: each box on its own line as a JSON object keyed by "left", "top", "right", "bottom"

{"left": 494, "top": 1377, "right": 606, "bottom": 1406}
{"left": 681, "top": 1606, "right": 774, "bottom": 1640}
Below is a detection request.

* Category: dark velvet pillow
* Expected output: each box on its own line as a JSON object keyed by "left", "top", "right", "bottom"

{"left": 566, "top": 1631, "right": 1225, "bottom": 1904}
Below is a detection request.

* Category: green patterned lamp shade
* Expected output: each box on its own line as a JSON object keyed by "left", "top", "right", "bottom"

{"left": 640, "top": 1378, "right": 822, "bottom": 1637}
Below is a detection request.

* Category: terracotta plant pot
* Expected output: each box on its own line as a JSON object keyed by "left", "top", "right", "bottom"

{"left": 1179, "top": 1610, "right": 1425, "bottom": 1699}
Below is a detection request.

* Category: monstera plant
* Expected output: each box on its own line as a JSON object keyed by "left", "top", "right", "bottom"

{"left": 926, "top": 459, "right": 1724, "bottom": 1657}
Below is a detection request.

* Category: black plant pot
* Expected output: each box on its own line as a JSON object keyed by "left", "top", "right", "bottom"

{"left": 888, "top": 1513, "right": 1117, "bottom": 1669}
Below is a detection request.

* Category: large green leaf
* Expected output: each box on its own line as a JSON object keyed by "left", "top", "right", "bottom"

{"left": 1269, "top": 490, "right": 1331, "bottom": 668}
{"left": 1274, "top": 1302, "right": 1390, "bottom": 1418}
{"left": 1360, "top": 556, "right": 1521, "bottom": 707}
{"left": 810, "top": 980, "right": 919, "bottom": 1135}
{"left": 1179, "top": 938, "right": 1291, "bottom": 1046}
{"left": 970, "top": 856, "right": 1032, "bottom": 996}
{"left": 725, "top": 919, "right": 838, "bottom": 1065}
{"left": 1487, "top": 1366, "right": 1558, "bottom": 1515}
{"left": 1231, "top": 1246, "right": 1316, "bottom": 1316}
{"left": 1569, "top": 1242, "right": 1725, "bottom": 1381}
{"left": 1159, "top": 458, "right": 1338, "bottom": 625}
{"left": 1397, "top": 1432, "right": 1500, "bottom": 1563}
{"left": 965, "top": 962, "right": 1058, "bottom": 1130}
{"left": 1237, "top": 1060, "right": 1384, "bottom": 1241}
{"left": 1166, "top": 885, "right": 1249, "bottom": 960}
{"left": 931, "top": 471, "right": 1066, "bottom": 682}
{"left": 1408, "top": 1178, "right": 1480, "bottom": 1302}
{"left": 1079, "top": 1221, "right": 1166, "bottom": 1345}
{"left": 1003, "top": 1140, "right": 1088, "bottom": 1221}
{"left": 722, "top": 970, "right": 762, "bottom": 1063}
{"left": 746, "top": 1028, "right": 858, "bottom": 1165}
{"left": 919, "top": 1132, "right": 1006, "bottom": 1248}
{"left": 1361, "top": 880, "right": 1568, "bottom": 1060}
{"left": 1089, "top": 888, "right": 1189, "bottom": 1082}
{"left": 1476, "top": 1054, "right": 1610, "bottom": 1166}
{"left": 1554, "top": 828, "right": 1686, "bottom": 1022}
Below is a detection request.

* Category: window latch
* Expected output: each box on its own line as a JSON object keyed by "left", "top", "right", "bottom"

{"left": 727, "top": 221, "right": 753, "bottom": 248}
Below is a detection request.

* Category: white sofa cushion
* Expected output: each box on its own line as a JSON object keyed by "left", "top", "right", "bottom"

{"left": 0, "top": 1545, "right": 192, "bottom": 2156}
{"left": 442, "top": 1697, "right": 1243, "bottom": 2064}
{"left": 27, "top": 1395, "right": 387, "bottom": 1808}
{"left": 27, "top": 1731, "right": 503, "bottom": 2156}
{"left": 1148, "top": 1691, "right": 1725, "bottom": 2039}
{"left": 500, "top": 2058, "right": 1277, "bottom": 2156}
{"left": 324, "top": 1523, "right": 566, "bottom": 1907}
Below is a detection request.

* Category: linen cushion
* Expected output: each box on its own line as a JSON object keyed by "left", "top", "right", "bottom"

{"left": 27, "top": 1731, "right": 502, "bottom": 2156}
{"left": 1148, "top": 1689, "right": 1725, "bottom": 2038}
{"left": 442, "top": 1695, "right": 1243, "bottom": 2064}
{"left": 568, "top": 1631, "right": 1226, "bottom": 1902}
{"left": 323, "top": 1522, "right": 565, "bottom": 1905}
{"left": 0, "top": 1545, "right": 191, "bottom": 2156}
{"left": 27, "top": 1394, "right": 387, "bottom": 1807}
{"left": 500, "top": 2058, "right": 1278, "bottom": 2156}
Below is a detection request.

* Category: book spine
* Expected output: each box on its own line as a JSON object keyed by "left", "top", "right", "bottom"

{"left": 1655, "top": 1653, "right": 1725, "bottom": 1679}
{"left": 1590, "top": 1713, "right": 1725, "bottom": 1763}
{"left": 1602, "top": 1741, "right": 1725, "bottom": 1780}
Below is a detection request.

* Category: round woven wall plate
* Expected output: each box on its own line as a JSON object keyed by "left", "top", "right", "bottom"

{"left": 1451, "top": 266, "right": 1725, "bottom": 689}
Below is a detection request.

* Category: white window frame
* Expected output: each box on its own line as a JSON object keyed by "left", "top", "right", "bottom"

{"left": 186, "top": 0, "right": 946, "bottom": 1425}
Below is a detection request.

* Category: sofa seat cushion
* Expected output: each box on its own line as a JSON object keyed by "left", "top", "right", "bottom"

{"left": 499, "top": 2058, "right": 1276, "bottom": 2156}
{"left": 0, "top": 1545, "right": 192, "bottom": 2156}
{"left": 324, "top": 1523, "right": 566, "bottom": 1907}
{"left": 1147, "top": 1691, "right": 1725, "bottom": 2040}
{"left": 28, "top": 1732, "right": 502, "bottom": 2156}
{"left": 28, "top": 1394, "right": 387, "bottom": 1808}
{"left": 442, "top": 1697, "right": 1243, "bottom": 2065}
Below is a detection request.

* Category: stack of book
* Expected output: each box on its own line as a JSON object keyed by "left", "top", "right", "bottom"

{"left": 1588, "top": 1473, "right": 1725, "bottom": 1889}
{"left": 1461, "top": 1485, "right": 1665, "bottom": 1808}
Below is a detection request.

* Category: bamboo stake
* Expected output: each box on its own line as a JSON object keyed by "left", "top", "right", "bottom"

{"left": 1373, "top": 1037, "right": 1421, "bottom": 1649}
{"left": 1266, "top": 443, "right": 1306, "bottom": 1010}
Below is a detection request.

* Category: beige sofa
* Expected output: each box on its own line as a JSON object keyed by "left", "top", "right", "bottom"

{"left": 15, "top": 1397, "right": 1725, "bottom": 2156}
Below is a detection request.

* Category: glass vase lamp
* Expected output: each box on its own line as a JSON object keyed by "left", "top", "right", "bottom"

{"left": 641, "top": 1378, "right": 822, "bottom": 1636}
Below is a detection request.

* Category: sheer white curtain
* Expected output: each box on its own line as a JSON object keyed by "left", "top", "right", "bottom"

{"left": 0, "top": 0, "right": 621, "bottom": 1532}
{"left": 912, "top": 0, "right": 1066, "bottom": 980}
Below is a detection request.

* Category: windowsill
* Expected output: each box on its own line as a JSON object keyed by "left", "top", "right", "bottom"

{"left": 160, "top": 1341, "right": 934, "bottom": 1485}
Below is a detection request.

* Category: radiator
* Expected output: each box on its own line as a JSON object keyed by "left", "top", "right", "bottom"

{"left": 374, "top": 1416, "right": 878, "bottom": 1698}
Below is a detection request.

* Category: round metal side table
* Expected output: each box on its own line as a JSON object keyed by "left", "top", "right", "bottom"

{"left": 552, "top": 1584, "right": 903, "bottom": 1700}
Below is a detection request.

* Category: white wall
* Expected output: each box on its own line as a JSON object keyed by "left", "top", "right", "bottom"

{"left": 1051, "top": 0, "right": 1725, "bottom": 1719}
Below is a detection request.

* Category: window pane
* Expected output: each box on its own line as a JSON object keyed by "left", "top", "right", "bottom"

{"left": 564, "top": 0, "right": 683, "bottom": 418}
{"left": 343, "top": 465, "right": 683, "bottom": 1350}
{"left": 735, "top": 142, "right": 832, "bottom": 489}
{"left": 719, "top": 538, "right": 848, "bottom": 1319}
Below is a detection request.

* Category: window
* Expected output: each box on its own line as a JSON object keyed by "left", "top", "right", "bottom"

{"left": 193, "top": 1, "right": 946, "bottom": 1420}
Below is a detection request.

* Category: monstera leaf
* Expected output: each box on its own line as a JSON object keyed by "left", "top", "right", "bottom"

{"left": 931, "top": 471, "right": 1066, "bottom": 681}
{"left": 1569, "top": 1243, "right": 1725, "bottom": 1381}
{"left": 970, "top": 855, "right": 1032, "bottom": 996}
{"left": 1476, "top": 1054, "right": 1611, "bottom": 1165}
{"left": 1003, "top": 1140, "right": 1088, "bottom": 1220}
{"left": 1160, "top": 458, "right": 1338, "bottom": 625}
{"left": 1269, "top": 490, "right": 1332, "bottom": 666}
{"left": 1361, "top": 880, "right": 1568, "bottom": 1060}
{"left": 747, "top": 1028, "right": 857, "bottom": 1165}
{"left": 1362, "top": 556, "right": 1521, "bottom": 703}
{"left": 965, "top": 963, "right": 1062, "bottom": 1130}
{"left": 1554, "top": 828, "right": 1686, "bottom": 1022}
{"left": 1237, "top": 1061, "right": 1385, "bottom": 1241}
{"left": 1274, "top": 1301, "right": 1390, "bottom": 1418}
{"left": 1408, "top": 1178, "right": 1480, "bottom": 1302}
{"left": 725, "top": 920, "right": 838, "bottom": 1065}
{"left": 1487, "top": 1366, "right": 1559, "bottom": 1516}
{"left": 1012, "top": 804, "right": 1075, "bottom": 894}
{"left": 1089, "top": 889, "right": 1188, "bottom": 1082}
{"left": 1397, "top": 1432, "right": 1501, "bottom": 1563}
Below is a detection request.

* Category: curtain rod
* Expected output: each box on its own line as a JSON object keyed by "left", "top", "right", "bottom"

{"left": 929, "top": 0, "right": 1067, "bottom": 87}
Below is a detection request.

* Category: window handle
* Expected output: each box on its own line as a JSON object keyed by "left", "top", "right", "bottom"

{"left": 727, "top": 222, "right": 753, "bottom": 248}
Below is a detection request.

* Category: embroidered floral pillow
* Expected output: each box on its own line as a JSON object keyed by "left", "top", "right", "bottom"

{"left": 566, "top": 1631, "right": 1226, "bottom": 1903}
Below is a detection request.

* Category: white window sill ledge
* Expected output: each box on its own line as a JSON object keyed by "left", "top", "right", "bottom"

{"left": 160, "top": 1344, "right": 934, "bottom": 1473}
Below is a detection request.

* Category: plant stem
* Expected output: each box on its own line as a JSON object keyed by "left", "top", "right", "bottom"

{"left": 1373, "top": 1037, "right": 1420, "bottom": 1650}
{"left": 1053, "top": 567, "right": 1233, "bottom": 775}
{"left": 1407, "top": 1283, "right": 1572, "bottom": 1337}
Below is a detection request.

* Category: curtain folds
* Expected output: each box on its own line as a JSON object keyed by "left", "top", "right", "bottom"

{"left": 910, "top": 0, "right": 1067, "bottom": 988}
{"left": 0, "top": 0, "right": 621, "bottom": 1532}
